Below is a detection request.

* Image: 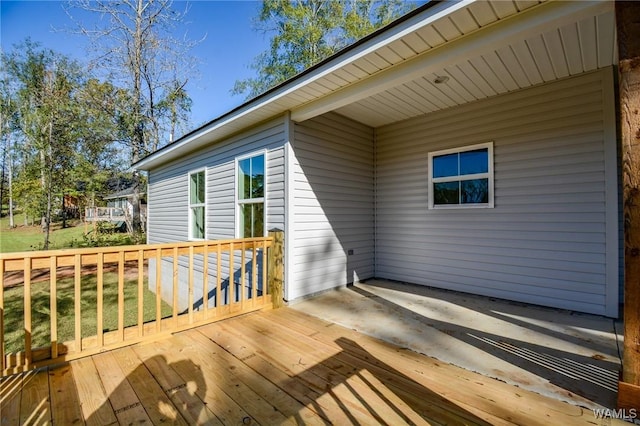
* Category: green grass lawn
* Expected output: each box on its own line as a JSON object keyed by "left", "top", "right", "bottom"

{"left": 1, "top": 214, "right": 145, "bottom": 253}
{"left": 3, "top": 271, "right": 172, "bottom": 354}
{"left": 1, "top": 213, "right": 160, "bottom": 355}
{"left": 0, "top": 213, "right": 87, "bottom": 253}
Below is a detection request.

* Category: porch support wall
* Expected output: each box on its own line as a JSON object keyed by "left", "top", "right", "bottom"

{"left": 374, "top": 68, "right": 617, "bottom": 317}
{"left": 617, "top": 0, "right": 640, "bottom": 409}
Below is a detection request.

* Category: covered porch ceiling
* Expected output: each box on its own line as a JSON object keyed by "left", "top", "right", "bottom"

{"left": 290, "top": 0, "right": 618, "bottom": 128}
{"left": 135, "top": 0, "right": 618, "bottom": 171}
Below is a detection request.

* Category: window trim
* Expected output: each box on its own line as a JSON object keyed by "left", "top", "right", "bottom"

{"left": 188, "top": 168, "right": 207, "bottom": 240}
{"left": 235, "top": 150, "right": 267, "bottom": 238}
{"left": 427, "top": 142, "right": 494, "bottom": 209}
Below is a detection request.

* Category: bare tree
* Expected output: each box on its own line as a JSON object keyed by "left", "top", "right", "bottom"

{"left": 66, "top": 0, "right": 202, "bottom": 232}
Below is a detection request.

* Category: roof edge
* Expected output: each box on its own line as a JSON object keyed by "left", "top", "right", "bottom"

{"left": 133, "top": 0, "right": 445, "bottom": 171}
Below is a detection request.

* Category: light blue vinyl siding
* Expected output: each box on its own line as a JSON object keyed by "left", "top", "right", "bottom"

{"left": 374, "top": 69, "right": 618, "bottom": 316}
{"left": 291, "top": 112, "right": 375, "bottom": 300}
{"left": 147, "top": 118, "right": 286, "bottom": 242}
{"left": 147, "top": 118, "right": 286, "bottom": 309}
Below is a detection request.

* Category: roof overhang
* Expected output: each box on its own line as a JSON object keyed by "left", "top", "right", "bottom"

{"left": 134, "top": 0, "right": 617, "bottom": 171}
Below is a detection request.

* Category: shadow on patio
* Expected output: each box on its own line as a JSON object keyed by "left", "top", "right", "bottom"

{"left": 291, "top": 279, "right": 622, "bottom": 410}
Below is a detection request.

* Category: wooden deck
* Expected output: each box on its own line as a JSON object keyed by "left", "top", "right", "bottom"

{"left": 1, "top": 307, "right": 611, "bottom": 425}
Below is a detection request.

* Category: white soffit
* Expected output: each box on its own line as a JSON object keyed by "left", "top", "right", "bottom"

{"left": 136, "top": 0, "right": 616, "bottom": 170}
{"left": 292, "top": 0, "right": 617, "bottom": 127}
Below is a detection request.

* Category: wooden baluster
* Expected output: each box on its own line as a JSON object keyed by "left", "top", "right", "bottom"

{"left": 241, "top": 240, "right": 246, "bottom": 310}
{"left": 252, "top": 242, "right": 257, "bottom": 306}
{"left": 97, "top": 252, "right": 104, "bottom": 349}
{"left": 137, "top": 250, "right": 144, "bottom": 337}
{"left": 155, "top": 248, "right": 161, "bottom": 332}
{"left": 188, "top": 245, "right": 194, "bottom": 324}
{"left": 74, "top": 254, "right": 81, "bottom": 352}
{"left": 203, "top": 243, "right": 209, "bottom": 318}
{"left": 262, "top": 239, "right": 268, "bottom": 303}
{"left": 172, "top": 246, "right": 178, "bottom": 327}
{"left": 24, "top": 257, "right": 31, "bottom": 367}
{"left": 229, "top": 242, "right": 235, "bottom": 306}
{"left": 118, "top": 251, "right": 125, "bottom": 342}
{"left": 0, "top": 258, "right": 5, "bottom": 372}
{"left": 216, "top": 243, "right": 222, "bottom": 313}
{"left": 50, "top": 256, "right": 58, "bottom": 359}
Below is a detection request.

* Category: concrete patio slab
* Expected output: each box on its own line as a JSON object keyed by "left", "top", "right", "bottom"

{"left": 290, "top": 279, "right": 623, "bottom": 411}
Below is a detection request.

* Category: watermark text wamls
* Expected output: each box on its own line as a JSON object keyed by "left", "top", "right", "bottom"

{"left": 593, "top": 408, "right": 637, "bottom": 420}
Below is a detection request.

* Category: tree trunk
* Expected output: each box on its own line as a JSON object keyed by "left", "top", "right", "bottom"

{"left": 40, "top": 147, "right": 47, "bottom": 233}
{"left": 43, "top": 180, "right": 52, "bottom": 250}
{"left": 128, "top": 0, "right": 145, "bottom": 235}
{"left": 8, "top": 138, "right": 14, "bottom": 228}
{"left": 61, "top": 192, "right": 67, "bottom": 229}
{"left": 0, "top": 111, "right": 4, "bottom": 221}
{"left": 42, "top": 120, "right": 53, "bottom": 250}
{"left": 1, "top": 144, "right": 5, "bottom": 221}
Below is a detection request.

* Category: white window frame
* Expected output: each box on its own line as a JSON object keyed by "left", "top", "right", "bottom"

{"left": 428, "top": 142, "right": 494, "bottom": 209}
{"left": 188, "top": 168, "right": 207, "bottom": 240}
{"left": 235, "top": 150, "right": 267, "bottom": 238}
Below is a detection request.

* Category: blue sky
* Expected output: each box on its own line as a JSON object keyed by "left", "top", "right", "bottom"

{"left": 1, "top": 0, "right": 270, "bottom": 129}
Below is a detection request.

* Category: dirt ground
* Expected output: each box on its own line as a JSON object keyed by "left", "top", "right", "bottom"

{"left": 3, "top": 261, "right": 147, "bottom": 289}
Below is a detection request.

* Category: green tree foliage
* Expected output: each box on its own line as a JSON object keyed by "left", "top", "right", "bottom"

{"left": 0, "top": 72, "right": 18, "bottom": 226}
{"left": 3, "top": 40, "right": 83, "bottom": 248}
{"left": 1, "top": 40, "right": 122, "bottom": 248}
{"left": 233, "top": 0, "right": 415, "bottom": 99}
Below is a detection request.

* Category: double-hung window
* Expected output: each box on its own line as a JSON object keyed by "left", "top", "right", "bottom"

{"left": 428, "top": 142, "right": 494, "bottom": 209}
{"left": 189, "top": 169, "right": 206, "bottom": 239}
{"left": 237, "top": 152, "right": 265, "bottom": 238}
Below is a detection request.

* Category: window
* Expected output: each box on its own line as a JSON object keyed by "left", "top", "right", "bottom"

{"left": 428, "top": 142, "right": 494, "bottom": 209}
{"left": 189, "top": 170, "right": 206, "bottom": 239}
{"left": 237, "top": 152, "right": 265, "bottom": 237}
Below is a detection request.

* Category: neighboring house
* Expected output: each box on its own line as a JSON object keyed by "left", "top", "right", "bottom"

{"left": 134, "top": 0, "right": 621, "bottom": 317}
{"left": 103, "top": 187, "right": 148, "bottom": 225}
{"left": 85, "top": 187, "right": 147, "bottom": 230}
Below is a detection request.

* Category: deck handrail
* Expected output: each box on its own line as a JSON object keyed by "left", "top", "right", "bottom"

{"left": 0, "top": 232, "right": 283, "bottom": 377}
{"left": 84, "top": 206, "right": 127, "bottom": 222}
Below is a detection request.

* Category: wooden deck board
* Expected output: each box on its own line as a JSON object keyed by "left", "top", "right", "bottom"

{"left": 71, "top": 357, "right": 117, "bottom": 426}
{"left": 111, "top": 346, "right": 189, "bottom": 425}
{"left": 1, "top": 307, "right": 618, "bottom": 425}
{"left": 230, "top": 311, "right": 490, "bottom": 425}
{"left": 93, "top": 351, "right": 153, "bottom": 425}
{"left": 184, "top": 328, "right": 326, "bottom": 425}
{"left": 48, "top": 364, "right": 84, "bottom": 425}
{"left": 132, "top": 342, "right": 223, "bottom": 425}
{"left": 143, "top": 334, "right": 253, "bottom": 425}
{"left": 19, "top": 369, "right": 51, "bottom": 425}
{"left": 205, "top": 318, "right": 389, "bottom": 425}
{"left": 1, "top": 372, "right": 23, "bottom": 425}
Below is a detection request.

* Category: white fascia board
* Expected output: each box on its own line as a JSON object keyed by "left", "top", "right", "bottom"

{"left": 291, "top": 0, "right": 612, "bottom": 123}
{"left": 133, "top": 1, "right": 472, "bottom": 171}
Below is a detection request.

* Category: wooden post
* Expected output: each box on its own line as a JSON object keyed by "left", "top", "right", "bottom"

{"left": 617, "top": 1, "right": 640, "bottom": 411}
{"left": 268, "top": 229, "right": 284, "bottom": 309}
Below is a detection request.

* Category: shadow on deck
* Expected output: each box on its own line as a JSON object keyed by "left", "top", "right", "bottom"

{"left": 0, "top": 307, "right": 608, "bottom": 425}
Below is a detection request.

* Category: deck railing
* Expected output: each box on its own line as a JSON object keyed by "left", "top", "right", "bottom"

{"left": 85, "top": 207, "right": 127, "bottom": 222}
{"left": 0, "top": 231, "right": 283, "bottom": 377}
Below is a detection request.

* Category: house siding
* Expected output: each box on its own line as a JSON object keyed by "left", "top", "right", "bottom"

{"left": 148, "top": 118, "right": 286, "bottom": 242}
{"left": 374, "top": 68, "right": 618, "bottom": 316}
{"left": 291, "top": 112, "right": 375, "bottom": 300}
{"left": 147, "top": 118, "right": 286, "bottom": 309}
